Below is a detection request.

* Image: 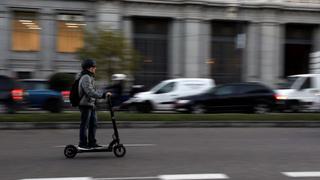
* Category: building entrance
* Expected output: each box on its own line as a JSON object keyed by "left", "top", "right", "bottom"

{"left": 132, "top": 17, "right": 169, "bottom": 89}
{"left": 284, "top": 24, "right": 314, "bottom": 77}
{"left": 210, "top": 21, "right": 246, "bottom": 84}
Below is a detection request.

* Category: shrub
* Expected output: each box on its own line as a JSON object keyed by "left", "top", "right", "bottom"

{"left": 48, "top": 73, "right": 75, "bottom": 91}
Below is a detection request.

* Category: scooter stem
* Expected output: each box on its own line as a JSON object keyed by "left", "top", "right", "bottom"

{"left": 107, "top": 95, "right": 120, "bottom": 142}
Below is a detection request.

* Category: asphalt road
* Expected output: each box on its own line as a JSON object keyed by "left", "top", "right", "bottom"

{"left": 1, "top": 128, "right": 320, "bottom": 180}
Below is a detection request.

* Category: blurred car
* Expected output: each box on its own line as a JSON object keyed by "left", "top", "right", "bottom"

{"left": 19, "top": 79, "right": 65, "bottom": 113}
{"left": 0, "top": 75, "right": 25, "bottom": 113}
{"left": 276, "top": 74, "right": 320, "bottom": 112}
{"left": 175, "top": 82, "right": 277, "bottom": 114}
{"left": 122, "top": 78, "right": 215, "bottom": 113}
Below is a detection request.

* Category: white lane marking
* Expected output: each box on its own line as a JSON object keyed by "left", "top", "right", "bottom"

{"left": 21, "top": 173, "right": 228, "bottom": 180}
{"left": 54, "top": 144, "right": 156, "bottom": 148}
{"left": 124, "top": 144, "right": 156, "bottom": 147}
{"left": 283, "top": 171, "right": 320, "bottom": 177}
{"left": 20, "top": 178, "right": 92, "bottom": 180}
{"left": 158, "top": 174, "right": 229, "bottom": 180}
{"left": 96, "top": 177, "right": 157, "bottom": 180}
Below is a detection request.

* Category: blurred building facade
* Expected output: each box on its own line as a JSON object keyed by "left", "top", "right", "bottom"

{"left": 1, "top": 0, "right": 320, "bottom": 87}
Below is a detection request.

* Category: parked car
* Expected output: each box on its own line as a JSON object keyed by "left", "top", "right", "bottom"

{"left": 175, "top": 82, "right": 277, "bottom": 114}
{"left": 0, "top": 75, "right": 25, "bottom": 113}
{"left": 276, "top": 74, "right": 320, "bottom": 112}
{"left": 122, "top": 78, "right": 215, "bottom": 113}
{"left": 19, "top": 79, "right": 65, "bottom": 113}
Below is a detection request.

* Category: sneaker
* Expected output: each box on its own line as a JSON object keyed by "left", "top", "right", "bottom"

{"left": 89, "top": 143, "right": 103, "bottom": 149}
{"left": 78, "top": 144, "right": 90, "bottom": 149}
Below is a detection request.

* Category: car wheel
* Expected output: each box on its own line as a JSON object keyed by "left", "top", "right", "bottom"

{"left": 145, "top": 102, "right": 153, "bottom": 113}
{"left": 192, "top": 104, "right": 205, "bottom": 114}
{"left": 289, "top": 102, "right": 300, "bottom": 113}
{"left": 138, "top": 101, "right": 153, "bottom": 113}
{"left": 253, "top": 102, "right": 270, "bottom": 114}
{"left": 0, "top": 103, "right": 15, "bottom": 114}
{"left": 44, "top": 99, "right": 63, "bottom": 113}
{"left": 128, "top": 104, "right": 138, "bottom": 113}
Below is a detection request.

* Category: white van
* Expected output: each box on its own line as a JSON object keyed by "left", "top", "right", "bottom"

{"left": 276, "top": 74, "right": 320, "bottom": 112}
{"left": 123, "top": 78, "right": 215, "bottom": 113}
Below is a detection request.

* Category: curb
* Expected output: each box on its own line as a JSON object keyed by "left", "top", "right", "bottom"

{"left": 2, "top": 121, "right": 320, "bottom": 129}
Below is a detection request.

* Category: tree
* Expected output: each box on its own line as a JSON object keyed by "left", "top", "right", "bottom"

{"left": 77, "top": 28, "right": 140, "bottom": 80}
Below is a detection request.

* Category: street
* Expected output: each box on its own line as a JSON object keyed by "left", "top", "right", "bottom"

{"left": 1, "top": 128, "right": 320, "bottom": 180}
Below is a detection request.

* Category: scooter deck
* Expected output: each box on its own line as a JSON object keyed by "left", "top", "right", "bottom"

{"left": 77, "top": 146, "right": 112, "bottom": 153}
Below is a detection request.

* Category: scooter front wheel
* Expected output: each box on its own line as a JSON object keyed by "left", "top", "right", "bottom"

{"left": 113, "top": 144, "right": 126, "bottom": 158}
{"left": 64, "top": 145, "right": 77, "bottom": 159}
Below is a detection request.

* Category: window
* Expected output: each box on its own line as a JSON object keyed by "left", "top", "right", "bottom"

{"left": 182, "top": 82, "right": 206, "bottom": 92}
{"left": 16, "top": 72, "right": 32, "bottom": 79}
{"left": 12, "top": 12, "right": 40, "bottom": 51}
{"left": 239, "top": 84, "right": 270, "bottom": 94}
{"left": 155, "top": 82, "right": 175, "bottom": 94}
{"left": 278, "top": 76, "right": 298, "bottom": 89}
{"left": 215, "top": 85, "right": 235, "bottom": 96}
{"left": 21, "top": 81, "right": 48, "bottom": 90}
{"left": 57, "top": 14, "right": 85, "bottom": 53}
{"left": 300, "top": 77, "right": 311, "bottom": 90}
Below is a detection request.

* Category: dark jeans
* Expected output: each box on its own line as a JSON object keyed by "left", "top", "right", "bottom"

{"left": 79, "top": 106, "right": 98, "bottom": 146}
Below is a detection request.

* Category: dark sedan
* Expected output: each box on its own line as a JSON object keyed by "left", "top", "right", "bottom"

{"left": 175, "top": 82, "right": 277, "bottom": 114}
{"left": 0, "top": 75, "right": 26, "bottom": 113}
{"left": 19, "top": 79, "right": 64, "bottom": 113}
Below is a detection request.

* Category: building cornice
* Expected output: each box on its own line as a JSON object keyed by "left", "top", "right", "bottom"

{"left": 122, "top": 0, "right": 320, "bottom": 11}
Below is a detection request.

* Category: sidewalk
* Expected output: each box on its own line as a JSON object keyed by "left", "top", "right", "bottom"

{"left": 2, "top": 120, "right": 320, "bottom": 129}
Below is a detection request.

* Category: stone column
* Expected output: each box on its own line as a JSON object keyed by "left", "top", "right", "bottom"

{"left": 86, "top": 8, "right": 97, "bottom": 33}
{"left": 183, "top": 19, "right": 202, "bottom": 78}
{"left": 199, "top": 21, "right": 211, "bottom": 78}
{"left": 39, "top": 9, "right": 55, "bottom": 79}
{"left": 0, "top": 8, "right": 9, "bottom": 75}
{"left": 120, "top": 16, "right": 134, "bottom": 80}
{"left": 259, "top": 22, "right": 282, "bottom": 87}
{"left": 169, "top": 18, "right": 184, "bottom": 78}
{"left": 245, "top": 22, "right": 260, "bottom": 82}
{"left": 310, "top": 26, "right": 320, "bottom": 74}
{"left": 122, "top": 16, "right": 133, "bottom": 45}
{"left": 278, "top": 23, "right": 285, "bottom": 79}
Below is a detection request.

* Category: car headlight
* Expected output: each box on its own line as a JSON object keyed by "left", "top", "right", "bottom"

{"left": 176, "top": 99, "right": 190, "bottom": 104}
{"left": 275, "top": 94, "right": 288, "bottom": 100}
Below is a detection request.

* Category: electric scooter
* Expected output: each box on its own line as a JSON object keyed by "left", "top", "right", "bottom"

{"left": 64, "top": 95, "right": 126, "bottom": 158}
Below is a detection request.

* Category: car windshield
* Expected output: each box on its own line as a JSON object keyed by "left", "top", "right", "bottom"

{"left": 277, "top": 77, "right": 298, "bottom": 89}
{"left": 149, "top": 81, "right": 167, "bottom": 92}
{"left": 205, "top": 87, "right": 216, "bottom": 94}
{"left": 21, "top": 81, "right": 48, "bottom": 90}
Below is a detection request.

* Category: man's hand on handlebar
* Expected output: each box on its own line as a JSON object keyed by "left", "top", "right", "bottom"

{"left": 103, "top": 92, "right": 112, "bottom": 99}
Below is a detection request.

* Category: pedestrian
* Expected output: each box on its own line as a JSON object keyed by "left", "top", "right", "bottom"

{"left": 78, "top": 59, "right": 111, "bottom": 149}
{"left": 108, "top": 74, "right": 126, "bottom": 107}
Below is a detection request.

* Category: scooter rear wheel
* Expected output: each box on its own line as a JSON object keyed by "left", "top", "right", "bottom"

{"left": 64, "top": 145, "right": 77, "bottom": 159}
{"left": 113, "top": 144, "right": 126, "bottom": 158}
